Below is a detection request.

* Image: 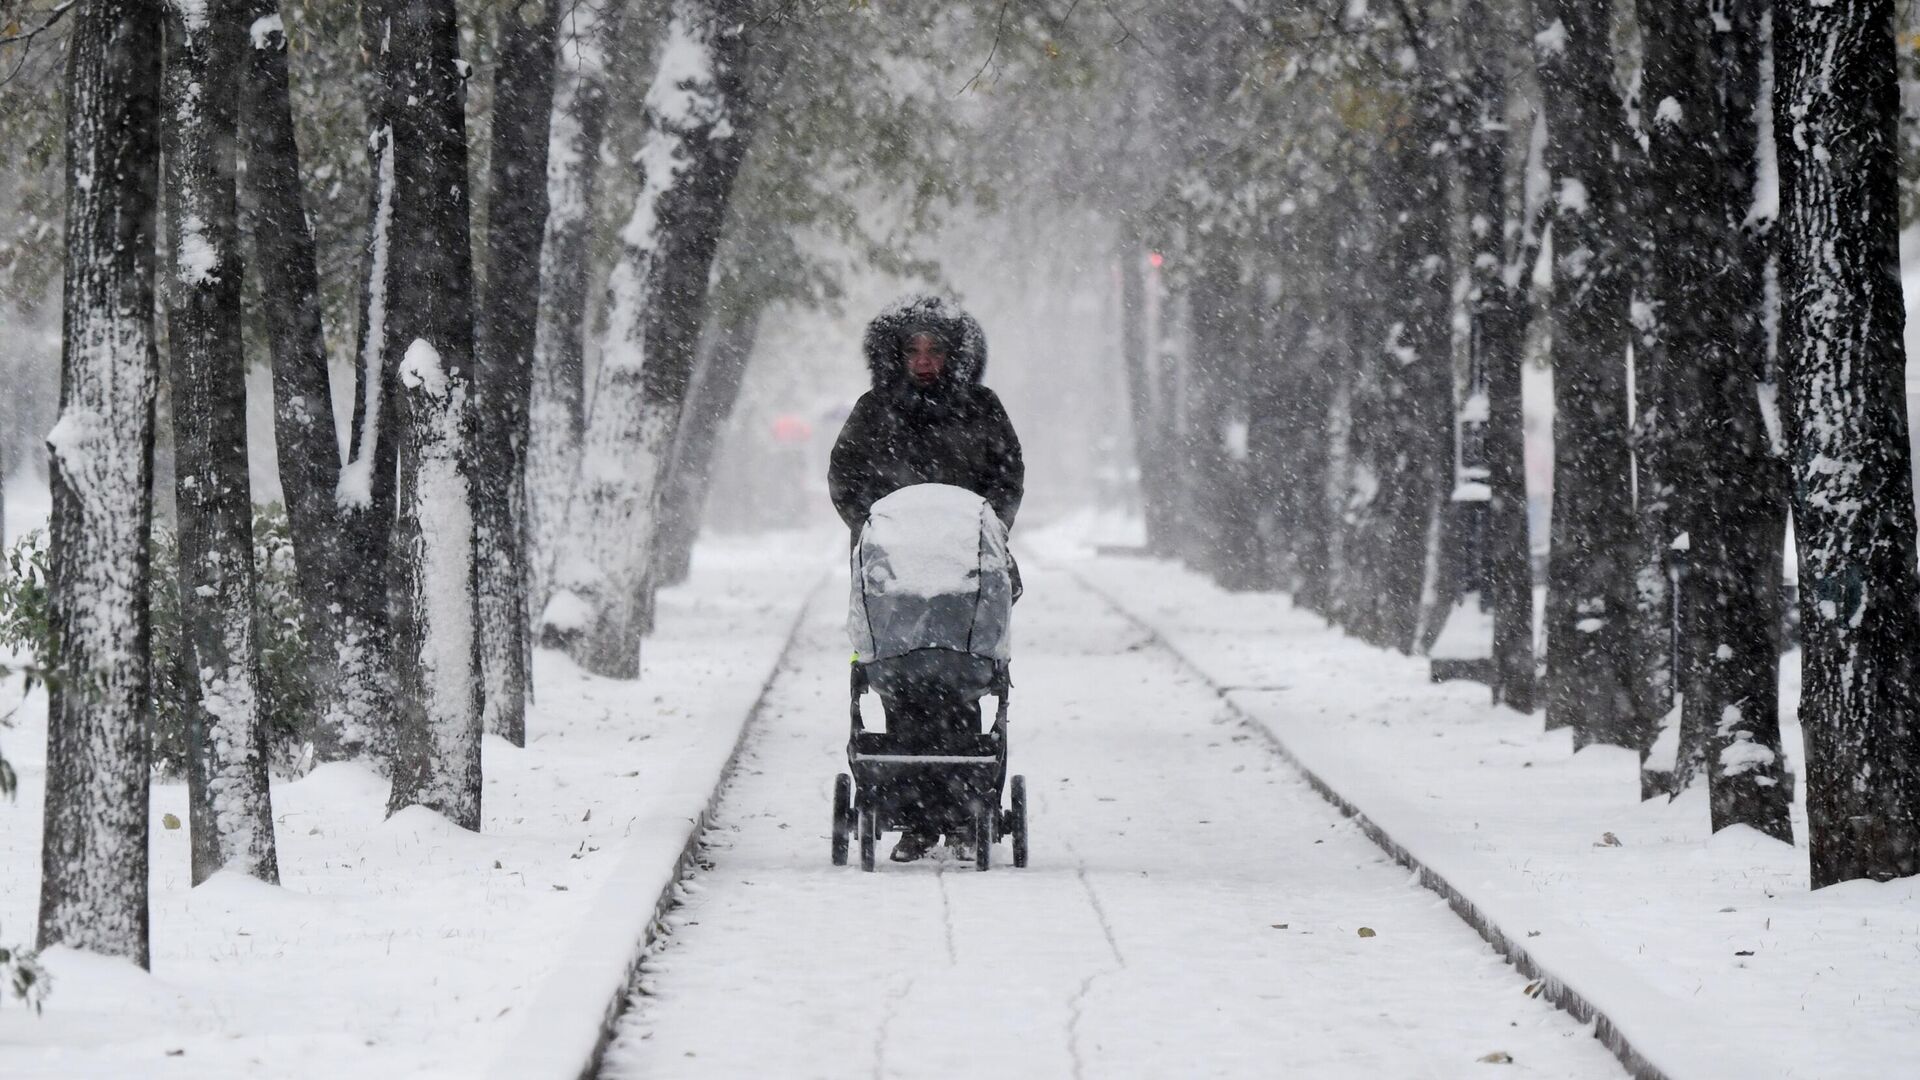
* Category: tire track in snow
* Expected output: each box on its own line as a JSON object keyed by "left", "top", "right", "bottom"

{"left": 933, "top": 866, "right": 959, "bottom": 966}
{"left": 1050, "top": 554, "right": 1662, "bottom": 1080}
{"left": 1061, "top": 838, "right": 1125, "bottom": 1080}
{"left": 872, "top": 975, "right": 916, "bottom": 1080}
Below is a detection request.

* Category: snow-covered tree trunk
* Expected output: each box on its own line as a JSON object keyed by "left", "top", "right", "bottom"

{"left": 1461, "top": 4, "right": 1538, "bottom": 713}
{"left": 1322, "top": 290, "right": 1358, "bottom": 620}
{"left": 1117, "top": 223, "right": 1167, "bottom": 553}
{"left": 1386, "top": 82, "right": 1456, "bottom": 655}
{"left": 38, "top": 0, "right": 164, "bottom": 967}
{"left": 238, "top": 0, "right": 350, "bottom": 761}
{"left": 322, "top": 0, "right": 420, "bottom": 764}
{"left": 1692, "top": 9, "right": 1793, "bottom": 838}
{"left": 1178, "top": 249, "right": 1251, "bottom": 587}
{"left": 1336, "top": 99, "right": 1451, "bottom": 654}
{"left": 1629, "top": 0, "right": 1696, "bottom": 792}
{"left": 476, "top": 0, "right": 559, "bottom": 747}
{"left": 1245, "top": 264, "right": 1309, "bottom": 595}
{"left": 540, "top": 0, "right": 756, "bottom": 678}
{"left": 526, "top": 0, "right": 627, "bottom": 607}
{"left": 1635, "top": 0, "right": 1794, "bottom": 838}
{"left": 1290, "top": 311, "right": 1336, "bottom": 614}
{"left": 328, "top": 1, "right": 408, "bottom": 765}
{"left": 653, "top": 300, "right": 762, "bottom": 588}
{"left": 1530, "top": 0, "right": 1645, "bottom": 749}
{"left": 387, "top": 341, "right": 482, "bottom": 827}
{"left": 163, "top": 0, "right": 280, "bottom": 885}
{"left": 375, "top": 0, "right": 483, "bottom": 828}
{"left": 1775, "top": 0, "right": 1920, "bottom": 885}
{"left": 1332, "top": 217, "right": 1390, "bottom": 637}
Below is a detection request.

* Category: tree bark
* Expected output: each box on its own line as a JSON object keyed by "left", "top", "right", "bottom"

{"left": 38, "top": 0, "right": 164, "bottom": 968}
{"left": 237, "top": 0, "right": 352, "bottom": 761}
{"left": 1337, "top": 110, "right": 1451, "bottom": 655}
{"left": 1389, "top": 84, "right": 1457, "bottom": 655}
{"left": 1462, "top": 20, "right": 1540, "bottom": 712}
{"left": 1178, "top": 248, "right": 1242, "bottom": 585}
{"left": 539, "top": 0, "right": 757, "bottom": 678}
{"left": 476, "top": 0, "right": 560, "bottom": 747}
{"left": 330, "top": 0, "right": 407, "bottom": 765}
{"left": 1635, "top": 0, "right": 1794, "bottom": 838}
{"left": 527, "top": 0, "right": 627, "bottom": 608}
{"left": 164, "top": 0, "right": 280, "bottom": 885}
{"left": 1332, "top": 217, "right": 1391, "bottom": 637}
{"left": 1775, "top": 0, "right": 1920, "bottom": 884}
{"left": 371, "top": 0, "right": 483, "bottom": 829}
{"left": 1530, "top": 0, "right": 1645, "bottom": 749}
{"left": 1117, "top": 222, "right": 1164, "bottom": 550}
{"left": 653, "top": 300, "right": 762, "bottom": 588}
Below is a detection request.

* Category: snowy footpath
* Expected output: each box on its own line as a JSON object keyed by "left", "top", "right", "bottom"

{"left": 0, "top": 533, "right": 828, "bottom": 1080}
{"left": 598, "top": 555, "right": 1624, "bottom": 1079}
{"left": 1045, "top": 529, "right": 1920, "bottom": 1080}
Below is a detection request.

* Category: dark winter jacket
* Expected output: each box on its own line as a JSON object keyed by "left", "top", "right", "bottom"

{"left": 828, "top": 296, "right": 1025, "bottom": 532}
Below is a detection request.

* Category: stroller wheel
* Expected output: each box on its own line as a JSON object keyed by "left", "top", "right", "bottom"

{"left": 1011, "top": 775, "right": 1028, "bottom": 868}
{"left": 858, "top": 807, "right": 878, "bottom": 872}
{"left": 972, "top": 801, "right": 992, "bottom": 871}
{"left": 831, "top": 774, "right": 853, "bottom": 866}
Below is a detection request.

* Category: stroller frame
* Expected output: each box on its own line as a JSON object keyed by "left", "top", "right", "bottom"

{"left": 831, "top": 654, "right": 1029, "bottom": 871}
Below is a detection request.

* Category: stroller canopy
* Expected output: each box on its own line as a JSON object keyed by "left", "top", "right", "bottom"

{"left": 848, "top": 484, "right": 1013, "bottom": 664}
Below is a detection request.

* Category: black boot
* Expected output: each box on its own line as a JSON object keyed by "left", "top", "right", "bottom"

{"left": 944, "top": 832, "right": 977, "bottom": 863}
{"left": 890, "top": 832, "right": 937, "bottom": 862}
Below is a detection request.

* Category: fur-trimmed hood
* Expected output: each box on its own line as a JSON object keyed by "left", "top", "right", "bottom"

{"left": 862, "top": 294, "right": 988, "bottom": 388}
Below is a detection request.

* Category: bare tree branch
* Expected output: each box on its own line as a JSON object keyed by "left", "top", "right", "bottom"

{"left": 957, "top": 0, "right": 1013, "bottom": 96}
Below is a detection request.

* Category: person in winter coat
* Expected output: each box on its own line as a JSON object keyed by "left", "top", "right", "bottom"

{"left": 829, "top": 295, "right": 1023, "bottom": 533}
{"left": 829, "top": 295, "right": 1024, "bottom": 863}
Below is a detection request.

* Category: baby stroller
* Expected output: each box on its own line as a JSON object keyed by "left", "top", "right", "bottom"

{"left": 830, "top": 483, "right": 1029, "bottom": 871}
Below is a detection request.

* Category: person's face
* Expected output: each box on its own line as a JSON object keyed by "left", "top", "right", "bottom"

{"left": 904, "top": 332, "right": 947, "bottom": 385}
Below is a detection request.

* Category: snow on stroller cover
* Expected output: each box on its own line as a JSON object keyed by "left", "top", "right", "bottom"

{"left": 847, "top": 484, "right": 1013, "bottom": 666}
{"left": 836, "top": 483, "right": 1028, "bottom": 871}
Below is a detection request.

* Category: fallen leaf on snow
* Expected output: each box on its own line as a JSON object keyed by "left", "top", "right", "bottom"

{"left": 1478, "top": 1051, "right": 1513, "bottom": 1064}
{"left": 1357, "top": 927, "right": 1376, "bottom": 938}
{"left": 1594, "top": 831, "right": 1622, "bottom": 847}
{"left": 162, "top": 813, "right": 181, "bottom": 830}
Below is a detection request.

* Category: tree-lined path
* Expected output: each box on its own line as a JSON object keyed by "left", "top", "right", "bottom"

{"left": 599, "top": 559, "right": 1624, "bottom": 1078}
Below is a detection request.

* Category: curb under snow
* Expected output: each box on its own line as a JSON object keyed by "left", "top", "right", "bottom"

{"left": 1067, "top": 562, "right": 1753, "bottom": 1080}
{"left": 486, "top": 580, "right": 824, "bottom": 1080}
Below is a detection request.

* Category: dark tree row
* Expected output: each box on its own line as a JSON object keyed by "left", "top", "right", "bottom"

{"left": 1106, "top": 0, "right": 1917, "bottom": 887}
{"left": 25, "top": 0, "right": 1015, "bottom": 966}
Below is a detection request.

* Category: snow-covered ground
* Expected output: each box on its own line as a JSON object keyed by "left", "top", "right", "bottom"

{"left": 5, "top": 515, "right": 1913, "bottom": 1079}
{"left": 0, "top": 532, "right": 828, "bottom": 1079}
{"left": 599, "top": 554, "right": 1624, "bottom": 1079}
{"left": 1039, "top": 523, "right": 1919, "bottom": 1080}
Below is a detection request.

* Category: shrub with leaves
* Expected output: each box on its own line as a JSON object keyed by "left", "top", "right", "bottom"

{"left": 0, "top": 530, "right": 57, "bottom": 800}
{"left": 252, "top": 502, "right": 317, "bottom": 772}
{"left": 0, "top": 939, "right": 47, "bottom": 1013}
{"left": 0, "top": 533, "right": 53, "bottom": 1010}
{"left": 149, "top": 505, "right": 315, "bottom": 778}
